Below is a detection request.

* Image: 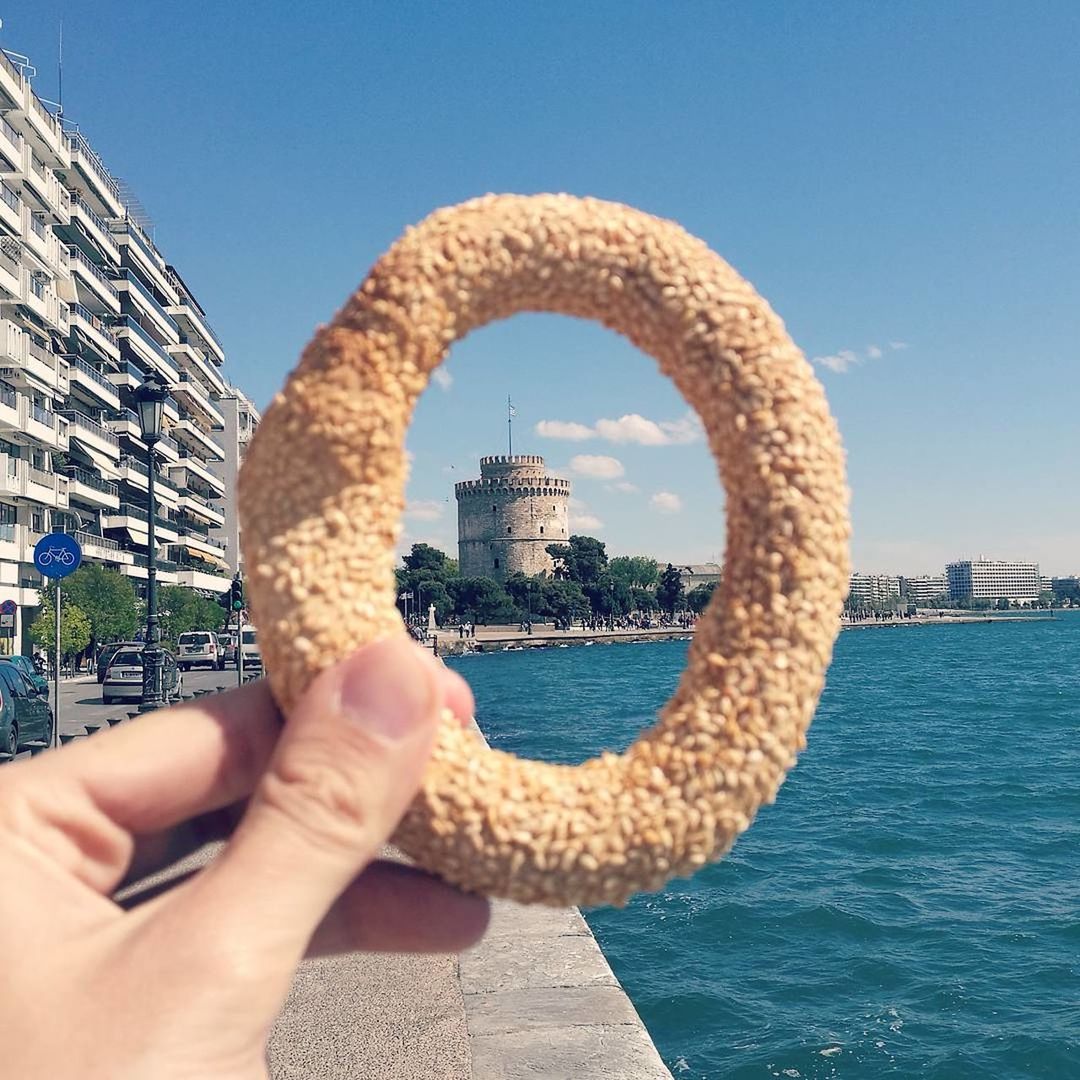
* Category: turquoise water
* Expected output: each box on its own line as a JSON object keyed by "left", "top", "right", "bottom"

{"left": 448, "top": 614, "right": 1080, "bottom": 1078}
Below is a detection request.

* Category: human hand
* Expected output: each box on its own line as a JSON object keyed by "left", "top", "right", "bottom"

{"left": 0, "top": 638, "right": 490, "bottom": 1079}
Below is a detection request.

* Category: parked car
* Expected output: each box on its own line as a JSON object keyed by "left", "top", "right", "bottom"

{"left": 4, "top": 654, "right": 49, "bottom": 697}
{"left": 0, "top": 659, "right": 54, "bottom": 759}
{"left": 238, "top": 625, "right": 262, "bottom": 672}
{"left": 217, "top": 632, "right": 237, "bottom": 667}
{"left": 176, "top": 630, "right": 223, "bottom": 671}
{"left": 97, "top": 641, "right": 141, "bottom": 684}
{"left": 102, "top": 647, "right": 183, "bottom": 705}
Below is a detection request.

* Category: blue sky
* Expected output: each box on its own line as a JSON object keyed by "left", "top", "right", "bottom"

{"left": 8, "top": 2, "right": 1078, "bottom": 573}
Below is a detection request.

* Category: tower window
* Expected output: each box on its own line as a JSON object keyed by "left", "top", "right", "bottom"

{"left": 507, "top": 526, "right": 512, "bottom": 534}
{"left": 492, "top": 505, "right": 497, "bottom": 511}
{"left": 540, "top": 526, "right": 544, "bottom": 534}
{"left": 494, "top": 558, "right": 500, "bottom": 569}
{"left": 552, "top": 505, "right": 556, "bottom": 511}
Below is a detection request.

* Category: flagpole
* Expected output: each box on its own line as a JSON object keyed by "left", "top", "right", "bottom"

{"left": 508, "top": 394, "right": 513, "bottom": 457}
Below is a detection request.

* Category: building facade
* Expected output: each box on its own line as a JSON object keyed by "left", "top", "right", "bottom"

{"left": 899, "top": 574, "right": 948, "bottom": 604}
{"left": 212, "top": 388, "right": 260, "bottom": 573}
{"left": 0, "top": 45, "right": 248, "bottom": 653}
{"left": 946, "top": 559, "right": 1040, "bottom": 603}
{"left": 674, "top": 563, "right": 722, "bottom": 590}
{"left": 456, "top": 455, "right": 570, "bottom": 581}
{"left": 848, "top": 572, "right": 901, "bottom": 606}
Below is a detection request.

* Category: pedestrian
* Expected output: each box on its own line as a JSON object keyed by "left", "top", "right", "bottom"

{"left": 0, "top": 638, "right": 489, "bottom": 1076}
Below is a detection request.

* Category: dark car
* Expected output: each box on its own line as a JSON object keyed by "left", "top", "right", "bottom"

{"left": 102, "top": 647, "right": 183, "bottom": 706}
{"left": 97, "top": 641, "right": 141, "bottom": 683}
{"left": 4, "top": 655, "right": 49, "bottom": 697}
{"left": 0, "top": 659, "right": 54, "bottom": 759}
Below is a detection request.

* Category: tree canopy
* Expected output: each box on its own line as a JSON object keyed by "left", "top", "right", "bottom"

{"left": 30, "top": 597, "right": 91, "bottom": 661}
{"left": 41, "top": 564, "right": 140, "bottom": 648}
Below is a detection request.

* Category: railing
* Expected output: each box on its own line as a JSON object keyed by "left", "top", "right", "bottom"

{"left": 30, "top": 153, "right": 45, "bottom": 179}
{"left": 0, "top": 181, "right": 19, "bottom": 213}
{"left": 68, "top": 245, "right": 119, "bottom": 300}
{"left": 0, "top": 381, "right": 15, "bottom": 409}
{"left": 66, "top": 466, "right": 118, "bottom": 497}
{"left": 28, "top": 465, "right": 53, "bottom": 486}
{"left": 112, "top": 502, "right": 176, "bottom": 531}
{"left": 58, "top": 409, "right": 121, "bottom": 447}
{"left": 109, "top": 315, "right": 179, "bottom": 375}
{"left": 75, "top": 529, "right": 122, "bottom": 553}
{"left": 28, "top": 273, "right": 46, "bottom": 300}
{"left": 70, "top": 355, "right": 118, "bottom": 394}
{"left": 0, "top": 49, "right": 23, "bottom": 84}
{"left": 133, "top": 552, "right": 178, "bottom": 573}
{"left": 28, "top": 212, "right": 46, "bottom": 239}
{"left": 71, "top": 302, "right": 120, "bottom": 345}
{"left": 30, "top": 93, "right": 60, "bottom": 139}
{"left": 115, "top": 268, "right": 180, "bottom": 335}
{"left": 0, "top": 237, "right": 19, "bottom": 277}
{"left": 70, "top": 194, "right": 114, "bottom": 241}
{"left": 119, "top": 453, "right": 178, "bottom": 491}
{"left": 0, "top": 116, "right": 20, "bottom": 151}
{"left": 111, "top": 217, "right": 163, "bottom": 269}
{"left": 66, "top": 130, "right": 122, "bottom": 205}
{"left": 0, "top": 522, "right": 14, "bottom": 542}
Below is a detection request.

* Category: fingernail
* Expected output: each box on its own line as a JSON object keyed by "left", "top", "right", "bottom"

{"left": 339, "top": 639, "right": 438, "bottom": 740}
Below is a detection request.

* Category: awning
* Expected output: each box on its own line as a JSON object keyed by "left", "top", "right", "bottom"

{"left": 174, "top": 544, "right": 229, "bottom": 572}
{"left": 68, "top": 436, "right": 121, "bottom": 479}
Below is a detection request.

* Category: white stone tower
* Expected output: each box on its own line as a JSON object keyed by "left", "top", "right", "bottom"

{"left": 455, "top": 455, "right": 571, "bottom": 581}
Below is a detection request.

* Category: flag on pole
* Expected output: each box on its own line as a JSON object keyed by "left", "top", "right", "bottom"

{"left": 508, "top": 401, "right": 516, "bottom": 418}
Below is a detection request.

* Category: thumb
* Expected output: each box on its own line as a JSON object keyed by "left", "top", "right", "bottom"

{"left": 186, "top": 636, "right": 443, "bottom": 959}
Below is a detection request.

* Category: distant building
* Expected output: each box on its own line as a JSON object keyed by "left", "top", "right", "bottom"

{"left": 848, "top": 573, "right": 900, "bottom": 606}
{"left": 899, "top": 575, "right": 948, "bottom": 604}
{"left": 674, "top": 563, "right": 722, "bottom": 590}
{"left": 211, "top": 388, "right": 260, "bottom": 574}
{"left": 1051, "top": 576, "right": 1080, "bottom": 601}
{"left": 455, "top": 455, "right": 570, "bottom": 582}
{"left": 946, "top": 559, "right": 1040, "bottom": 603}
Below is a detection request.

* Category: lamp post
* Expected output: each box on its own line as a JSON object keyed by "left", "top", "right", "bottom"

{"left": 135, "top": 372, "right": 170, "bottom": 711}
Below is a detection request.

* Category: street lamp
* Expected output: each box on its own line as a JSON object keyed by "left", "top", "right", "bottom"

{"left": 135, "top": 371, "right": 170, "bottom": 711}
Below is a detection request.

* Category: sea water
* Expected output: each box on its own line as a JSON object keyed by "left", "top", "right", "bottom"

{"left": 448, "top": 613, "right": 1080, "bottom": 1078}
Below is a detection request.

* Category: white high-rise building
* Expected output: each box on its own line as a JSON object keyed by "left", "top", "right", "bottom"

{"left": 212, "top": 388, "right": 260, "bottom": 574}
{"left": 848, "top": 572, "right": 901, "bottom": 606}
{"left": 0, "top": 44, "right": 253, "bottom": 653}
{"left": 946, "top": 559, "right": 1040, "bottom": 603}
{"left": 899, "top": 575, "right": 948, "bottom": 604}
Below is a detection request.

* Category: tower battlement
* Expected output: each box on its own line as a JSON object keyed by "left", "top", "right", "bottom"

{"left": 455, "top": 454, "right": 571, "bottom": 581}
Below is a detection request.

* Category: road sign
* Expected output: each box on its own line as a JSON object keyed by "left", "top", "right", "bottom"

{"left": 34, "top": 533, "right": 83, "bottom": 580}
{"left": 0, "top": 599, "right": 15, "bottom": 615}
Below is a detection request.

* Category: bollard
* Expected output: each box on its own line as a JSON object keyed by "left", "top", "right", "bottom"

{"left": 59, "top": 732, "right": 82, "bottom": 745}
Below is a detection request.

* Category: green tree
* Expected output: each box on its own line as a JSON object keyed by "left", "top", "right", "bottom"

{"left": 630, "top": 586, "right": 658, "bottom": 612}
{"left": 608, "top": 555, "right": 660, "bottom": 589}
{"left": 656, "top": 564, "right": 686, "bottom": 615}
{"left": 447, "top": 577, "right": 517, "bottom": 624}
{"left": 687, "top": 581, "right": 718, "bottom": 614}
{"left": 396, "top": 544, "right": 458, "bottom": 623}
{"left": 402, "top": 543, "right": 455, "bottom": 576}
{"left": 158, "top": 586, "right": 228, "bottom": 644}
{"left": 41, "top": 564, "right": 140, "bottom": 650}
{"left": 30, "top": 597, "right": 91, "bottom": 663}
{"left": 545, "top": 535, "right": 608, "bottom": 586}
{"left": 540, "top": 579, "right": 590, "bottom": 623}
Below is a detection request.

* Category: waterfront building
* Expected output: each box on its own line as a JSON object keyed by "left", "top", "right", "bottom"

{"left": 899, "top": 574, "right": 948, "bottom": 604}
{"left": 0, "top": 45, "right": 248, "bottom": 652}
{"left": 946, "top": 558, "right": 1040, "bottom": 603}
{"left": 674, "top": 563, "right": 722, "bottom": 590}
{"left": 1051, "top": 576, "right": 1079, "bottom": 601}
{"left": 211, "top": 388, "right": 260, "bottom": 573}
{"left": 848, "top": 572, "right": 901, "bottom": 606}
{"left": 456, "top": 454, "right": 570, "bottom": 581}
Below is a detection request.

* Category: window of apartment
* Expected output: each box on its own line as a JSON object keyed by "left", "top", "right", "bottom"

{"left": 0, "top": 503, "right": 15, "bottom": 525}
{"left": 31, "top": 512, "right": 43, "bottom": 532}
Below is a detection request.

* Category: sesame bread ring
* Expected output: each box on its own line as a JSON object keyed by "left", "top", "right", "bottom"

{"left": 238, "top": 193, "right": 850, "bottom": 907}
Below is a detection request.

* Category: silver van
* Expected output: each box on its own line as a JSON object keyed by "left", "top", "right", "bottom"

{"left": 176, "top": 630, "right": 223, "bottom": 671}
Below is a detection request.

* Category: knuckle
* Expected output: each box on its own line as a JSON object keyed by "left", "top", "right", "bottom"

{"left": 257, "top": 736, "right": 385, "bottom": 856}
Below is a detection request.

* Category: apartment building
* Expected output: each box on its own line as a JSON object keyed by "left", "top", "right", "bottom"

{"left": 0, "top": 46, "right": 245, "bottom": 652}
{"left": 946, "top": 559, "right": 1040, "bottom": 603}
{"left": 847, "top": 572, "right": 901, "bottom": 606}
{"left": 212, "top": 387, "right": 260, "bottom": 573}
{"left": 899, "top": 574, "right": 948, "bottom": 604}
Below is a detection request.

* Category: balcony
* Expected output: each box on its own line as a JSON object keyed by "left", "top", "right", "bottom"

{"left": 173, "top": 416, "right": 224, "bottom": 461}
{"left": 68, "top": 301, "right": 121, "bottom": 363}
{"left": 65, "top": 465, "right": 120, "bottom": 510}
{"left": 21, "top": 268, "right": 65, "bottom": 330}
{"left": 24, "top": 398, "right": 67, "bottom": 451}
{"left": 0, "top": 457, "right": 66, "bottom": 508}
{"left": 175, "top": 371, "right": 225, "bottom": 428}
{"left": 174, "top": 566, "right": 232, "bottom": 593}
{"left": 24, "top": 336, "right": 69, "bottom": 394}
{"left": 111, "top": 220, "right": 177, "bottom": 305}
{"left": 65, "top": 129, "right": 125, "bottom": 221}
{"left": 69, "top": 194, "right": 121, "bottom": 265}
{"left": 103, "top": 502, "right": 180, "bottom": 542}
{"left": 59, "top": 409, "right": 121, "bottom": 459}
{"left": 169, "top": 452, "right": 225, "bottom": 495}
{"left": 111, "top": 314, "right": 180, "bottom": 379}
{"left": 177, "top": 488, "right": 225, "bottom": 527}
{"left": 166, "top": 341, "right": 228, "bottom": 396}
{"left": 0, "top": 236, "right": 21, "bottom": 297}
{"left": 0, "top": 114, "right": 22, "bottom": 164}
{"left": 18, "top": 143, "right": 69, "bottom": 224}
{"left": 21, "top": 205, "right": 63, "bottom": 269}
{"left": 68, "top": 245, "right": 120, "bottom": 314}
{"left": 20, "top": 82, "right": 69, "bottom": 168}
{"left": 73, "top": 529, "right": 133, "bottom": 566}
{"left": 0, "top": 319, "right": 25, "bottom": 365}
{"left": 0, "top": 179, "right": 21, "bottom": 235}
{"left": 0, "top": 380, "right": 18, "bottom": 429}
{"left": 115, "top": 268, "right": 180, "bottom": 345}
{"left": 68, "top": 354, "right": 121, "bottom": 410}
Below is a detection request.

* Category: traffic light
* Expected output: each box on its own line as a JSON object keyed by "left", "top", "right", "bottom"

{"left": 229, "top": 574, "right": 244, "bottom": 612}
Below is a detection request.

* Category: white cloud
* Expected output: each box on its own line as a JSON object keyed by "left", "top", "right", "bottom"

{"left": 572, "top": 512, "right": 604, "bottom": 530}
{"left": 431, "top": 368, "right": 453, "bottom": 391}
{"left": 536, "top": 412, "right": 703, "bottom": 447}
{"left": 813, "top": 341, "right": 909, "bottom": 374}
{"left": 569, "top": 454, "right": 625, "bottom": 479}
{"left": 608, "top": 481, "right": 639, "bottom": 494}
{"left": 405, "top": 500, "right": 444, "bottom": 522}
{"left": 650, "top": 491, "right": 683, "bottom": 514}
{"left": 535, "top": 419, "right": 595, "bottom": 441}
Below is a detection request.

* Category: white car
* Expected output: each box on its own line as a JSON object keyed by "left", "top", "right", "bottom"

{"left": 238, "top": 625, "right": 262, "bottom": 673}
{"left": 176, "top": 630, "right": 223, "bottom": 671}
{"left": 102, "top": 647, "right": 183, "bottom": 705}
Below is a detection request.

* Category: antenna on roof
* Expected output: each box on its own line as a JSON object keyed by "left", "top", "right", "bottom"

{"left": 57, "top": 20, "right": 63, "bottom": 117}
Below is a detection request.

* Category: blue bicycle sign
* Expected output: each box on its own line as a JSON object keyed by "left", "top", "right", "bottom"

{"left": 34, "top": 533, "right": 82, "bottom": 580}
